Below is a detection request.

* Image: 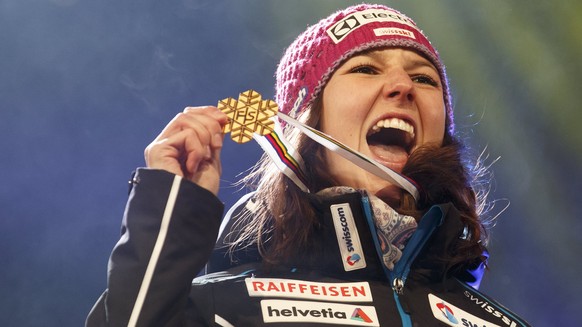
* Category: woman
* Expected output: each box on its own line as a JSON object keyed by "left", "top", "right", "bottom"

{"left": 87, "top": 4, "right": 530, "bottom": 326}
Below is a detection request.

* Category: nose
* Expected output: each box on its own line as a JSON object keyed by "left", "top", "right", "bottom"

{"left": 383, "top": 69, "right": 414, "bottom": 103}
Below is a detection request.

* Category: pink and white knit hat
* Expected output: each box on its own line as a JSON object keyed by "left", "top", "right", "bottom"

{"left": 275, "top": 4, "right": 454, "bottom": 134}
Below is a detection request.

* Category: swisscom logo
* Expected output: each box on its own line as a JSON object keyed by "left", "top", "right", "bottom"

{"left": 261, "top": 299, "right": 379, "bottom": 326}
{"left": 428, "top": 294, "right": 502, "bottom": 327}
{"left": 346, "top": 253, "right": 362, "bottom": 266}
{"left": 330, "top": 204, "right": 366, "bottom": 271}
{"left": 437, "top": 302, "right": 459, "bottom": 324}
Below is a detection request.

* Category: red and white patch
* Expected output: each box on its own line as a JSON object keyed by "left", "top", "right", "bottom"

{"left": 246, "top": 278, "right": 372, "bottom": 302}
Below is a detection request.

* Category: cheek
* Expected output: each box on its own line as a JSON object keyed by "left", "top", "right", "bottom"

{"left": 320, "top": 87, "right": 369, "bottom": 140}
{"left": 321, "top": 95, "right": 352, "bottom": 136}
{"left": 320, "top": 115, "right": 347, "bottom": 145}
{"left": 421, "top": 101, "right": 447, "bottom": 143}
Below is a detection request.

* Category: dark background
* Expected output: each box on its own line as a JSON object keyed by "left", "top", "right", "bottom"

{"left": 1, "top": 0, "right": 580, "bottom": 326}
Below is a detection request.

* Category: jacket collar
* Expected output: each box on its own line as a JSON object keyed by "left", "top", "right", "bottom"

{"left": 304, "top": 191, "right": 485, "bottom": 287}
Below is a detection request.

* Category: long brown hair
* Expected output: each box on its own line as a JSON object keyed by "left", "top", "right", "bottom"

{"left": 232, "top": 96, "right": 490, "bottom": 268}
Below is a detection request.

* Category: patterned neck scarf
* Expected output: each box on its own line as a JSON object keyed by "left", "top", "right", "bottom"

{"left": 317, "top": 186, "right": 417, "bottom": 270}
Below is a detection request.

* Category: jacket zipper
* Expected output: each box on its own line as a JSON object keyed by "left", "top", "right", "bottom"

{"left": 361, "top": 194, "right": 445, "bottom": 326}
{"left": 390, "top": 205, "right": 445, "bottom": 293}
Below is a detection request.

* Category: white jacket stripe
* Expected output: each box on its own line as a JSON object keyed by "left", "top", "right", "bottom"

{"left": 127, "top": 175, "right": 182, "bottom": 327}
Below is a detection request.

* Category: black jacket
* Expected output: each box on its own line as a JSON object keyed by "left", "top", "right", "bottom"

{"left": 87, "top": 168, "right": 530, "bottom": 326}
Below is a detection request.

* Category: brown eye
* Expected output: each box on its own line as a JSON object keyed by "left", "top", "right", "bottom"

{"left": 412, "top": 74, "right": 439, "bottom": 87}
{"left": 349, "top": 64, "right": 378, "bottom": 75}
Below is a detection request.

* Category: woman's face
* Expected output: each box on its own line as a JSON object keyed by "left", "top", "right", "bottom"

{"left": 320, "top": 48, "right": 446, "bottom": 200}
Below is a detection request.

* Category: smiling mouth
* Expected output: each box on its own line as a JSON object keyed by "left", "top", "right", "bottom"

{"left": 367, "top": 118, "right": 416, "bottom": 155}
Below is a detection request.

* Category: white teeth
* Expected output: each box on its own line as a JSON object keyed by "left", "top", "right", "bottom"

{"left": 372, "top": 118, "right": 415, "bottom": 138}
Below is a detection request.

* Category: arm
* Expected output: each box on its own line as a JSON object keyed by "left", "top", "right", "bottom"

{"left": 87, "top": 169, "right": 224, "bottom": 326}
{"left": 87, "top": 106, "right": 228, "bottom": 326}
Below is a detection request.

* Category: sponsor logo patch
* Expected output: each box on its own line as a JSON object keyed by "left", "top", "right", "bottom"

{"left": 373, "top": 27, "right": 415, "bottom": 39}
{"left": 428, "top": 294, "right": 501, "bottom": 327}
{"left": 261, "top": 299, "right": 379, "bottom": 326}
{"left": 245, "top": 278, "right": 373, "bottom": 302}
{"left": 330, "top": 203, "right": 366, "bottom": 271}
{"left": 463, "top": 290, "right": 520, "bottom": 327}
{"left": 288, "top": 87, "right": 307, "bottom": 118}
{"left": 326, "top": 8, "right": 418, "bottom": 43}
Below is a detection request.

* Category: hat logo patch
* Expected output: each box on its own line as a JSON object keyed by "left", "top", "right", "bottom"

{"left": 329, "top": 14, "right": 361, "bottom": 42}
{"left": 373, "top": 27, "right": 415, "bottom": 40}
{"left": 327, "top": 9, "right": 418, "bottom": 44}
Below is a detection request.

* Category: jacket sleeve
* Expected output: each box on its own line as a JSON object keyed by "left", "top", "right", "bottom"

{"left": 86, "top": 168, "right": 224, "bottom": 327}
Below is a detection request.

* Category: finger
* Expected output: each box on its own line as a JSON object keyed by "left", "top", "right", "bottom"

{"left": 183, "top": 106, "right": 229, "bottom": 132}
{"left": 180, "top": 128, "right": 212, "bottom": 174}
{"left": 150, "top": 112, "right": 221, "bottom": 164}
{"left": 182, "top": 116, "right": 227, "bottom": 151}
{"left": 183, "top": 107, "right": 228, "bottom": 145}
{"left": 145, "top": 139, "right": 183, "bottom": 174}
{"left": 211, "top": 129, "right": 225, "bottom": 149}
{"left": 147, "top": 128, "right": 209, "bottom": 175}
{"left": 155, "top": 106, "right": 227, "bottom": 142}
{"left": 210, "top": 141, "right": 222, "bottom": 167}
{"left": 184, "top": 105, "right": 228, "bottom": 122}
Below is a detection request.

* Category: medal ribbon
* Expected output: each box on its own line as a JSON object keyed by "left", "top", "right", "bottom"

{"left": 218, "top": 90, "right": 419, "bottom": 202}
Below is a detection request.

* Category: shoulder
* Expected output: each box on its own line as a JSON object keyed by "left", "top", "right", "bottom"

{"left": 205, "top": 192, "right": 264, "bottom": 273}
{"left": 438, "top": 279, "right": 532, "bottom": 327}
{"left": 217, "top": 191, "right": 258, "bottom": 239}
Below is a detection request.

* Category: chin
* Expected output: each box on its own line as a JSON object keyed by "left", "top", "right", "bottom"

{"left": 373, "top": 185, "right": 401, "bottom": 206}
{"left": 384, "top": 161, "right": 406, "bottom": 174}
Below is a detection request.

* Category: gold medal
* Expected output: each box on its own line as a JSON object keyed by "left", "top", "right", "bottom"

{"left": 218, "top": 90, "right": 278, "bottom": 143}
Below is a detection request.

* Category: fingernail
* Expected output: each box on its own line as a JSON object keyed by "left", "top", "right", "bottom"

{"left": 212, "top": 133, "right": 223, "bottom": 147}
{"left": 205, "top": 145, "right": 212, "bottom": 160}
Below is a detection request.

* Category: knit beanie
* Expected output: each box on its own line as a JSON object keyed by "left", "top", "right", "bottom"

{"left": 275, "top": 4, "right": 454, "bottom": 134}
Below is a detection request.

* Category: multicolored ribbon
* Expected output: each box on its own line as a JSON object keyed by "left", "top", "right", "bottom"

{"left": 270, "top": 113, "right": 419, "bottom": 202}
{"left": 217, "top": 89, "right": 419, "bottom": 201}
{"left": 253, "top": 118, "right": 310, "bottom": 192}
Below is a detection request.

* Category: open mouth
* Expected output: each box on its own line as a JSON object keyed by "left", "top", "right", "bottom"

{"left": 366, "top": 118, "right": 415, "bottom": 159}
